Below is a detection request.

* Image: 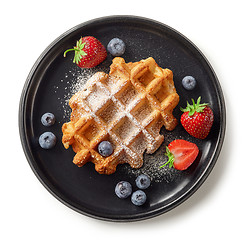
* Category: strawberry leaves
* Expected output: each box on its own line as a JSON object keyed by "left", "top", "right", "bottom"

{"left": 64, "top": 38, "right": 87, "bottom": 64}
{"left": 180, "top": 96, "right": 208, "bottom": 116}
{"left": 160, "top": 147, "right": 174, "bottom": 169}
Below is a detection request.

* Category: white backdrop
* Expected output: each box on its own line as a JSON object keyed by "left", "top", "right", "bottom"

{"left": 1, "top": 0, "right": 244, "bottom": 239}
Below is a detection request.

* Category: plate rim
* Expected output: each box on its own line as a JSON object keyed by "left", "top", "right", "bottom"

{"left": 19, "top": 15, "right": 226, "bottom": 222}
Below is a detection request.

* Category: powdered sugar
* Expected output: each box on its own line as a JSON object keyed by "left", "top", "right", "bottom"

{"left": 56, "top": 67, "right": 108, "bottom": 120}
{"left": 120, "top": 130, "right": 182, "bottom": 183}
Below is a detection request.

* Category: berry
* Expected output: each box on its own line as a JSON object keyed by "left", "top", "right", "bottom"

{"left": 160, "top": 139, "right": 199, "bottom": 170}
{"left": 64, "top": 36, "right": 107, "bottom": 68}
{"left": 98, "top": 141, "right": 113, "bottom": 157}
{"left": 135, "top": 174, "right": 151, "bottom": 189}
{"left": 182, "top": 76, "right": 196, "bottom": 90}
{"left": 115, "top": 181, "right": 132, "bottom": 199}
{"left": 131, "top": 190, "right": 147, "bottom": 206}
{"left": 107, "top": 38, "right": 126, "bottom": 57}
{"left": 180, "top": 97, "right": 214, "bottom": 139}
{"left": 39, "top": 132, "right": 57, "bottom": 149}
{"left": 41, "top": 112, "right": 55, "bottom": 127}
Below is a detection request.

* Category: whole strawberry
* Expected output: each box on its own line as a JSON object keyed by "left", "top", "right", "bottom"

{"left": 180, "top": 97, "right": 214, "bottom": 139}
{"left": 64, "top": 36, "right": 107, "bottom": 68}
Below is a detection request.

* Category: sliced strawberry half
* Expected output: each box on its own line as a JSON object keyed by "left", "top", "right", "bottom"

{"left": 160, "top": 139, "right": 199, "bottom": 170}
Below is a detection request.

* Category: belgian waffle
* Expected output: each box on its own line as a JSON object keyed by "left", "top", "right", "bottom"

{"left": 62, "top": 57, "right": 179, "bottom": 174}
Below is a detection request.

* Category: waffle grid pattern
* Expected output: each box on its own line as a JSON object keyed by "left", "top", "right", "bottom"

{"left": 62, "top": 57, "right": 179, "bottom": 174}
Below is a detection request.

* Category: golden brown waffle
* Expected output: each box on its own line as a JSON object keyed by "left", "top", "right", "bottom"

{"left": 62, "top": 57, "right": 179, "bottom": 174}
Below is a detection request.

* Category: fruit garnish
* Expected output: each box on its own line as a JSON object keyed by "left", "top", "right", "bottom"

{"left": 131, "top": 190, "right": 147, "bottom": 206}
{"left": 39, "top": 132, "right": 57, "bottom": 149}
{"left": 41, "top": 112, "right": 55, "bottom": 127}
{"left": 182, "top": 75, "right": 196, "bottom": 90}
{"left": 107, "top": 38, "right": 126, "bottom": 56}
{"left": 115, "top": 181, "right": 132, "bottom": 199}
{"left": 98, "top": 141, "right": 113, "bottom": 157}
{"left": 64, "top": 36, "right": 107, "bottom": 68}
{"left": 160, "top": 139, "right": 199, "bottom": 170}
{"left": 180, "top": 97, "right": 214, "bottom": 139}
{"left": 135, "top": 174, "right": 151, "bottom": 190}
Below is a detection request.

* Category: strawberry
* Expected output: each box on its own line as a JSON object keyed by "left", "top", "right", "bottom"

{"left": 160, "top": 139, "right": 199, "bottom": 170}
{"left": 180, "top": 97, "right": 214, "bottom": 139}
{"left": 64, "top": 36, "right": 107, "bottom": 68}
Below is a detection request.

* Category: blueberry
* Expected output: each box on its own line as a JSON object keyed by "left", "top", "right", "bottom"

{"left": 107, "top": 38, "right": 126, "bottom": 57}
{"left": 135, "top": 174, "right": 151, "bottom": 189}
{"left": 131, "top": 190, "right": 147, "bottom": 206}
{"left": 115, "top": 181, "right": 132, "bottom": 199}
{"left": 41, "top": 113, "right": 55, "bottom": 127}
{"left": 182, "top": 76, "right": 196, "bottom": 90}
{"left": 39, "top": 132, "right": 57, "bottom": 149}
{"left": 98, "top": 141, "right": 113, "bottom": 157}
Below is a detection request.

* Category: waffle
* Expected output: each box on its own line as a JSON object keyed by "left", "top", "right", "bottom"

{"left": 62, "top": 57, "right": 179, "bottom": 174}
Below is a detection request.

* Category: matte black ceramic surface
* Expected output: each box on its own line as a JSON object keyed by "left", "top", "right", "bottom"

{"left": 19, "top": 16, "right": 225, "bottom": 222}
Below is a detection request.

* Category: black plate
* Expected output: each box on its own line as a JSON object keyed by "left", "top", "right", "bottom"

{"left": 19, "top": 16, "right": 225, "bottom": 222}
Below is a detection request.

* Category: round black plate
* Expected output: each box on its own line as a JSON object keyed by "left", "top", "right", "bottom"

{"left": 19, "top": 16, "right": 225, "bottom": 222}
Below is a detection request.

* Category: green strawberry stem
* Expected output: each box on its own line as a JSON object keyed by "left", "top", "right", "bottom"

{"left": 180, "top": 96, "right": 208, "bottom": 116}
{"left": 63, "top": 38, "right": 87, "bottom": 64}
{"left": 63, "top": 48, "right": 79, "bottom": 57}
{"left": 159, "top": 147, "right": 175, "bottom": 169}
